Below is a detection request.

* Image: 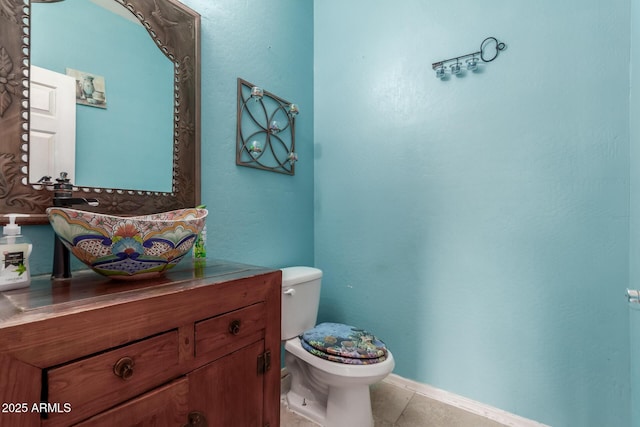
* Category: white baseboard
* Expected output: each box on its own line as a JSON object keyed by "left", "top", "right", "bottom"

{"left": 383, "top": 374, "right": 551, "bottom": 427}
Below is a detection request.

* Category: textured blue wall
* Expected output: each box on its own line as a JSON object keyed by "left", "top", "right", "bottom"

{"left": 631, "top": 0, "right": 640, "bottom": 425}
{"left": 314, "top": 1, "right": 630, "bottom": 426}
{"left": 182, "top": 0, "right": 315, "bottom": 268}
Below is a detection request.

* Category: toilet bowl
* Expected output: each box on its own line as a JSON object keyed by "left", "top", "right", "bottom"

{"left": 281, "top": 267, "right": 395, "bottom": 427}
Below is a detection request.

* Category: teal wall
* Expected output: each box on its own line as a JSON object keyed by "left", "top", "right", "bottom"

{"left": 182, "top": 0, "right": 315, "bottom": 267}
{"left": 314, "top": 1, "right": 630, "bottom": 426}
{"left": 631, "top": 0, "right": 640, "bottom": 425}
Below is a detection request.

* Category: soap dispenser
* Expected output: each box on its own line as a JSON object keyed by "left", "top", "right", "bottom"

{"left": 0, "top": 214, "right": 32, "bottom": 291}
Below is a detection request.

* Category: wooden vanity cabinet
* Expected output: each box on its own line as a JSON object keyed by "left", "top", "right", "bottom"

{"left": 0, "top": 260, "right": 282, "bottom": 427}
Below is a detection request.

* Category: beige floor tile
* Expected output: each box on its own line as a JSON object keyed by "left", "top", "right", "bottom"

{"left": 370, "top": 381, "right": 414, "bottom": 424}
{"left": 280, "top": 399, "right": 321, "bottom": 426}
{"left": 395, "top": 393, "right": 507, "bottom": 427}
{"left": 373, "top": 416, "right": 396, "bottom": 427}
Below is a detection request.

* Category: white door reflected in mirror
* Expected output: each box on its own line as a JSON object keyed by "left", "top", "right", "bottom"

{"left": 29, "top": 66, "right": 76, "bottom": 185}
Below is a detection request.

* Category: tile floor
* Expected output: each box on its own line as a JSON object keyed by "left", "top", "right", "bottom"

{"left": 280, "top": 380, "right": 508, "bottom": 427}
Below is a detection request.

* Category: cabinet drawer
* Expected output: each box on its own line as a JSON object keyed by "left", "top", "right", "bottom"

{"left": 74, "top": 377, "right": 189, "bottom": 427}
{"left": 195, "top": 302, "right": 266, "bottom": 359}
{"left": 45, "top": 330, "right": 180, "bottom": 426}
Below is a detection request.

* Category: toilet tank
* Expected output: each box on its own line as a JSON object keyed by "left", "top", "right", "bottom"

{"left": 281, "top": 266, "right": 322, "bottom": 340}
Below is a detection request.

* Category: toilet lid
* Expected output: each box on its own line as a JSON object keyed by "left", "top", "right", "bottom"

{"left": 300, "top": 322, "right": 388, "bottom": 364}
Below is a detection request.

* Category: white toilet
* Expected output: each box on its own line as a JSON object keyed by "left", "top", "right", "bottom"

{"left": 281, "top": 266, "right": 395, "bottom": 427}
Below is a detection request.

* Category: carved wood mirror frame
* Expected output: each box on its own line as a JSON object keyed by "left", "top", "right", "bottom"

{"left": 0, "top": 0, "right": 201, "bottom": 225}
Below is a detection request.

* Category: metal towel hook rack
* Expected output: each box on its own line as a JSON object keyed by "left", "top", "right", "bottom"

{"left": 432, "top": 36, "right": 506, "bottom": 79}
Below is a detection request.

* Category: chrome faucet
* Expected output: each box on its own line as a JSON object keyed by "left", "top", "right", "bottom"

{"left": 50, "top": 172, "right": 99, "bottom": 280}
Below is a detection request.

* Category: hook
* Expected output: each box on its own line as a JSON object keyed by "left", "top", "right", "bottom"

{"left": 432, "top": 36, "right": 506, "bottom": 79}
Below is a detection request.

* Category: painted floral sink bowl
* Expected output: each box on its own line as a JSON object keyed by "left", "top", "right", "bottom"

{"left": 46, "top": 207, "right": 208, "bottom": 280}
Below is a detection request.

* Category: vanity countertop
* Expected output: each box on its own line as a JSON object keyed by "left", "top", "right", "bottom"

{"left": 0, "top": 259, "right": 277, "bottom": 328}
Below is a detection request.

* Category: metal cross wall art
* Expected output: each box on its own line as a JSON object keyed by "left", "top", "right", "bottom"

{"left": 236, "top": 78, "right": 299, "bottom": 175}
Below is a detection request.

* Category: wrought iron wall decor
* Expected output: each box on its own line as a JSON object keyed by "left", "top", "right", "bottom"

{"left": 236, "top": 78, "right": 299, "bottom": 175}
{"left": 432, "top": 36, "right": 506, "bottom": 79}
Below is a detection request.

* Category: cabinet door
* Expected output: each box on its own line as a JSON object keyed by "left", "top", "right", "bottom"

{"left": 188, "top": 340, "right": 265, "bottom": 427}
{"left": 73, "top": 377, "right": 188, "bottom": 427}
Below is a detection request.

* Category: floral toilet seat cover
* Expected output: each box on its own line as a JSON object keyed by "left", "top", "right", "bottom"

{"left": 300, "top": 322, "right": 388, "bottom": 365}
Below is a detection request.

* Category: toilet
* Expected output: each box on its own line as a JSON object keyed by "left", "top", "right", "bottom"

{"left": 281, "top": 266, "right": 395, "bottom": 427}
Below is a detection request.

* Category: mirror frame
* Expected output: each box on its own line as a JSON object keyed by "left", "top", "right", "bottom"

{"left": 0, "top": 0, "right": 200, "bottom": 225}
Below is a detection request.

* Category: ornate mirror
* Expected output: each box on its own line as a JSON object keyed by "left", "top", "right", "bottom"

{"left": 0, "top": 0, "right": 200, "bottom": 225}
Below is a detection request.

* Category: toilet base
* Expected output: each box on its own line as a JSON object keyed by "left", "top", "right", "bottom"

{"left": 286, "top": 388, "right": 326, "bottom": 425}
{"left": 286, "top": 384, "right": 373, "bottom": 427}
{"left": 283, "top": 336, "right": 394, "bottom": 427}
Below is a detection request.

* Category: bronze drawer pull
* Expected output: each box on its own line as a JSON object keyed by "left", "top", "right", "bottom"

{"left": 228, "top": 319, "right": 241, "bottom": 335}
{"left": 113, "top": 357, "right": 135, "bottom": 380}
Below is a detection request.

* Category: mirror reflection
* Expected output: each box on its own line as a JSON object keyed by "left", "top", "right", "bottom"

{"left": 31, "top": 0, "right": 174, "bottom": 192}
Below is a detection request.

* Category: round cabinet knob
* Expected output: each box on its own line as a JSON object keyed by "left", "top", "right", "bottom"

{"left": 185, "top": 411, "right": 207, "bottom": 426}
{"left": 113, "top": 357, "right": 135, "bottom": 380}
{"left": 228, "top": 319, "right": 241, "bottom": 335}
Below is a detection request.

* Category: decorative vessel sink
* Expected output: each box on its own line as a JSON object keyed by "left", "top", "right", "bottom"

{"left": 46, "top": 207, "right": 208, "bottom": 280}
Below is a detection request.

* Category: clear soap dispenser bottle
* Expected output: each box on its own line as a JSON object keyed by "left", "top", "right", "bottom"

{"left": 0, "top": 214, "right": 32, "bottom": 291}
